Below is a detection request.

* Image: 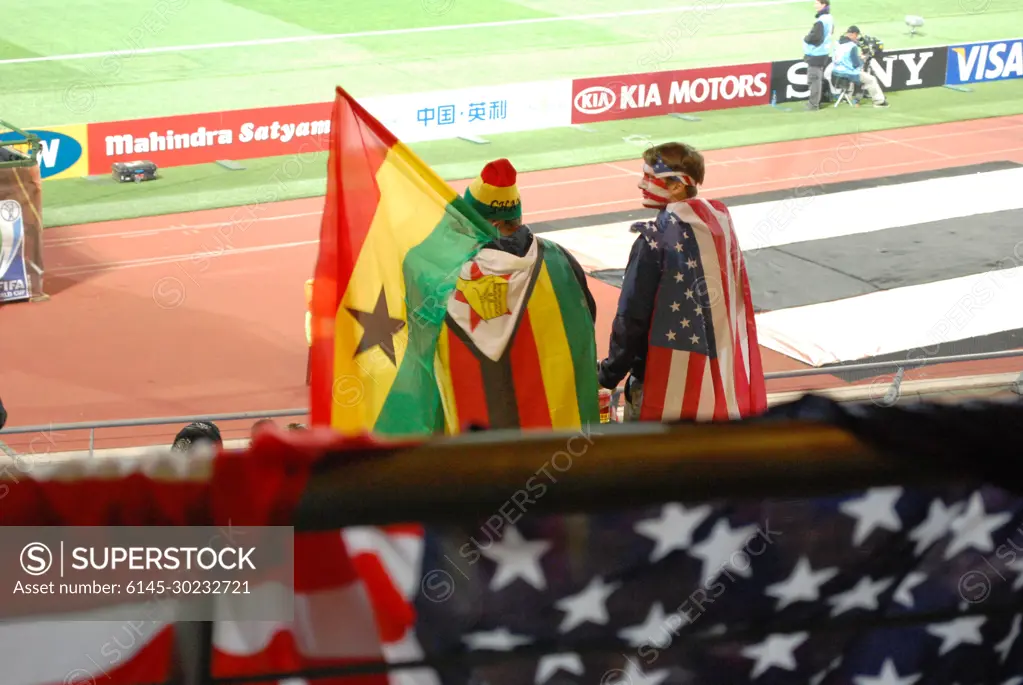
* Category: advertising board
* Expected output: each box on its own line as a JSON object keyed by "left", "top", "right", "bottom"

{"left": 0, "top": 125, "right": 90, "bottom": 180}
{"left": 770, "top": 46, "right": 948, "bottom": 103}
{"left": 946, "top": 39, "right": 1023, "bottom": 85}
{"left": 84, "top": 81, "right": 573, "bottom": 174}
{"left": 571, "top": 63, "right": 772, "bottom": 124}
{"left": 362, "top": 80, "right": 572, "bottom": 143}
{"left": 86, "top": 102, "right": 333, "bottom": 175}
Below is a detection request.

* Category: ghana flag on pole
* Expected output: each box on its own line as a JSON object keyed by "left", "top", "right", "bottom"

{"left": 309, "top": 87, "right": 499, "bottom": 436}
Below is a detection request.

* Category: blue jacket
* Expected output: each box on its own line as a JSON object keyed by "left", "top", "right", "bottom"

{"left": 803, "top": 7, "right": 834, "bottom": 66}
{"left": 833, "top": 35, "right": 864, "bottom": 80}
{"left": 597, "top": 215, "right": 669, "bottom": 389}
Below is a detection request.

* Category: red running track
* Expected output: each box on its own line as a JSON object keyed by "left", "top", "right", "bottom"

{"left": 3, "top": 115, "right": 1023, "bottom": 451}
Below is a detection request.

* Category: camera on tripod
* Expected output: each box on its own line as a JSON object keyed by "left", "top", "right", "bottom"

{"left": 856, "top": 34, "right": 884, "bottom": 67}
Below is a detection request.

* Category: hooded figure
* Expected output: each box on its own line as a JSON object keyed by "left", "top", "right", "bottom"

{"left": 598, "top": 142, "right": 767, "bottom": 422}
{"left": 432, "top": 158, "right": 600, "bottom": 432}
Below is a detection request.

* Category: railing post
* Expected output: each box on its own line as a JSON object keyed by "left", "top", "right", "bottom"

{"left": 89, "top": 428, "right": 95, "bottom": 458}
{"left": 169, "top": 620, "right": 213, "bottom": 685}
{"left": 879, "top": 367, "right": 905, "bottom": 407}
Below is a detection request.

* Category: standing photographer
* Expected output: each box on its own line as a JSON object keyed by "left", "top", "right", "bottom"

{"left": 802, "top": 0, "right": 834, "bottom": 110}
{"left": 833, "top": 26, "right": 890, "bottom": 107}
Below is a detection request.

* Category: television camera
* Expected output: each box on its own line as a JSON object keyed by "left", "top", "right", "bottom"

{"left": 856, "top": 34, "right": 884, "bottom": 69}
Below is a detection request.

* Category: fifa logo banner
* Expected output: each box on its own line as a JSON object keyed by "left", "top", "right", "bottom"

{"left": 0, "top": 199, "right": 30, "bottom": 303}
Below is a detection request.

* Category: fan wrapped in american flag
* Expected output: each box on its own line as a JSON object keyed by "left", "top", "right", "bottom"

{"left": 599, "top": 142, "right": 767, "bottom": 422}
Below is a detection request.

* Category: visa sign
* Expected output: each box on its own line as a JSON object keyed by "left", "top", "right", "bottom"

{"left": 0, "top": 128, "right": 86, "bottom": 180}
{"left": 946, "top": 39, "right": 1023, "bottom": 85}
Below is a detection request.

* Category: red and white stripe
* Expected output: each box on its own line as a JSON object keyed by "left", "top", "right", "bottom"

{"left": 344, "top": 526, "right": 440, "bottom": 685}
{"left": 640, "top": 198, "right": 767, "bottom": 422}
{"left": 639, "top": 163, "right": 697, "bottom": 209}
{"left": 1, "top": 430, "right": 392, "bottom": 685}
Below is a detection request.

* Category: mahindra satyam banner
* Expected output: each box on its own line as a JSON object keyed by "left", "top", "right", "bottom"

{"left": 946, "top": 39, "right": 1023, "bottom": 85}
{"left": 85, "top": 102, "right": 333, "bottom": 175}
{"left": 570, "top": 63, "right": 772, "bottom": 124}
{"left": 0, "top": 125, "right": 89, "bottom": 181}
{"left": 770, "top": 46, "right": 948, "bottom": 103}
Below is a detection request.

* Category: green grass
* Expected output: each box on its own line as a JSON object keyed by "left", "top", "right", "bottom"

{"left": 3, "top": 0, "right": 1021, "bottom": 125}
{"left": 223, "top": 0, "right": 557, "bottom": 33}
{"left": 40, "top": 80, "right": 1023, "bottom": 227}
{"left": 3, "top": 0, "right": 1021, "bottom": 226}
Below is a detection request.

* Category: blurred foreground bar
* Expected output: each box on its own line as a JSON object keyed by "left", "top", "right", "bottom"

{"left": 294, "top": 419, "right": 976, "bottom": 530}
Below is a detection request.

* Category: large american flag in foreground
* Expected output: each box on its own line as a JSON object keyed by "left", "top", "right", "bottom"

{"left": 5, "top": 398, "right": 1023, "bottom": 684}
{"left": 634, "top": 199, "right": 767, "bottom": 422}
{"left": 412, "top": 481, "right": 1023, "bottom": 685}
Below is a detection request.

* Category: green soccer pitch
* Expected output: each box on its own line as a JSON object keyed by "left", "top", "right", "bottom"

{"left": 2, "top": 0, "right": 1022, "bottom": 226}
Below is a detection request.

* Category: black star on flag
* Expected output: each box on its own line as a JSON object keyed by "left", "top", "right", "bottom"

{"left": 346, "top": 288, "right": 405, "bottom": 366}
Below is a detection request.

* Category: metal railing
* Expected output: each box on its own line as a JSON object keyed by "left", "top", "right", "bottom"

{"left": 2, "top": 348, "right": 1022, "bottom": 458}
{"left": 0, "top": 119, "right": 41, "bottom": 166}
{"left": 762, "top": 348, "right": 1023, "bottom": 379}
{"left": 0, "top": 408, "right": 307, "bottom": 458}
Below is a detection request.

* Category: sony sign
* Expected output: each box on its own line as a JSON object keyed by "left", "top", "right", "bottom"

{"left": 770, "top": 46, "right": 948, "bottom": 103}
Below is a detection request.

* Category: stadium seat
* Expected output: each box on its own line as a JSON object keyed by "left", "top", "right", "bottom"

{"left": 832, "top": 75, "right": 858, "bottom": 107}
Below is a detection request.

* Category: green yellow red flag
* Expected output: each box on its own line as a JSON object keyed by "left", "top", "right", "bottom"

{"left": 309, "top": 86, "right": 499, "bottom": 435}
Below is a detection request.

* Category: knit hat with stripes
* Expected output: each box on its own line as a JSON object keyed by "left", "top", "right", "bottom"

{"left": 464, "top": 158, "right": 522, "bottom": 222}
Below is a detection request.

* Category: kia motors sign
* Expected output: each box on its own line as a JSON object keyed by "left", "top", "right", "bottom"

{"left": 571, "top": 63, "right": 772, "bottom": 123}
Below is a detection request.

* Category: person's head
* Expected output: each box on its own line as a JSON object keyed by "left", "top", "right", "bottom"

{"left": 638, "top": 143, "right": 705, "bottom": 209}
{"left": 171, "top": 421, "right": 222, "bottom": 453}
{"left": 845, "top": 25, "right": 860, "bottom": 39}
{"left": 251, "top": 418, "right": 275, "bottom": 439}
{"left": 0, "top": 396, "right": 7, "bottom": 431}
{"left": 286, "top": 422, "right": 308, "bottom": 431}
{"left": 463, "top": 158, "right": 523, "bottom": 236}
{"left": 814, "top": 0, "right": 829, "bottom": 12}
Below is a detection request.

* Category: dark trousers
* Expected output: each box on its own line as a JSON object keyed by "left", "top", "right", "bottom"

{"left": 807, "top": 64, "right": 825, "bottom": 108}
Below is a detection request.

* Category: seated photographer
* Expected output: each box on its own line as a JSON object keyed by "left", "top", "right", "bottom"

{"left": 833, "top": 26, "right": 889, "bottom": 108}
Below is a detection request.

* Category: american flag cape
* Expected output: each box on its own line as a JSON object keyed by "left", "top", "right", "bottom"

{"left": 0, "top": 428, "right": 390, "bottom": 685}
{"left": 634, "top": 198, "right": 767, "bottom": 422}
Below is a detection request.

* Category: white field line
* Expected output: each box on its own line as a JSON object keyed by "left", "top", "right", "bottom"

{"left": 0, "top": 0, "right": 807, "bottom": 66}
